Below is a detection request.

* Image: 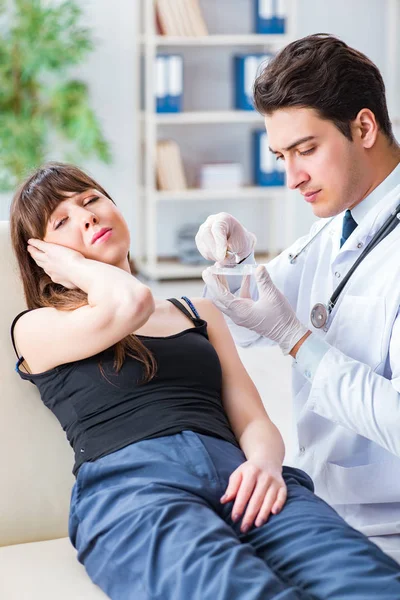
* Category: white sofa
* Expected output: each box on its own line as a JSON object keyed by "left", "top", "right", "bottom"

{"left": 0, "top": 219, "right": 293, "bottom": 599}
{"left": 0, "top": 220, "right": 107, "bottom": 599}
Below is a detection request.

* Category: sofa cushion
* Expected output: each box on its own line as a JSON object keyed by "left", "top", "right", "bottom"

{"left": 0, "top": 537, "right": 107, "bottom": 599}
{"left": 0, "top": 221, "right": 75, "bottom": 546}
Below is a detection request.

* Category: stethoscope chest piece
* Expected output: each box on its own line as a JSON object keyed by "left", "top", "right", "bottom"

{"left": 310, "top": 303, "right": 329, "bottom": 329}
{"left": 298, "top": 200, "right": 400, "bottom": 331}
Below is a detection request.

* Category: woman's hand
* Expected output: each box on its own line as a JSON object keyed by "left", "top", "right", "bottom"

{"left": 27, "top": 239, "right": 84, "bottom": 290}
{"left": 220, "top": 459, "right": 287, "bottom": 532}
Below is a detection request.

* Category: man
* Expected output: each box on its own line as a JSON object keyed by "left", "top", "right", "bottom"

{"left": 196, "top": 34, "right": 400, "bottom": 562}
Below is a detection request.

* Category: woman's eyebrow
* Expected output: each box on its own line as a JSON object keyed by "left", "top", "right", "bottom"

{"left": 53, "top": 191, "right": 95, "bottom": 211}
{"left": 64, "top": 190, "right": 95, "bottom": 201}
{"left": 48, "top": 194, "right": 79, "bottom": 225}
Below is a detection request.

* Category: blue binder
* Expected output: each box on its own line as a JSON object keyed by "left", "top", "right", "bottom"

{"left": 167, "top": 55, "right": 183, "bottom": 113}
{"left": 274, "top": 0, "right": 286, "bottom": 34}
{"left": 255, "top": 0, "right": 286, "bottom": 34}
{"left": 234, "top": 54, "right": 272, "bottom": 111}
{"left": 253, "top": 130, "right": 285, "bottom": 186}
{"left": 155, "top": 55, "right": 168, "bottom": 113}
{"left": 156, "top": 55, "right": 183, "bottom": 113}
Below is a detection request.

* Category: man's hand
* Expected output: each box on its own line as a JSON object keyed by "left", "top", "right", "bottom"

{"left": 221, "top": 459, "right": 287, "bottom": 532}
{"left": 195, "top": 212, "right": 257, "bottom": 265}
{"left": 202, "top": 264, "right": 309, "bottom": 355}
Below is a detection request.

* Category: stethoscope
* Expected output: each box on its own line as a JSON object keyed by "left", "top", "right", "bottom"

{"left": 288, "top": 202, "right": 400, "bottom": 329}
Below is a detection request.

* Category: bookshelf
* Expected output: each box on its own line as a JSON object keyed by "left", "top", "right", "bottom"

{"left": 135, "top": 0, "right": 298, "bottom": 280}
{"left": 386, "top": 0, "right": 400, "bottom": 140}
{"left": 149, "top": 186, "right": 286, "bottom": 202}
{"left": 142, "top": 110, "right": 266, "bottom": 125}
{"left": 140, "top": 34, "right": 293, "bottom": 47}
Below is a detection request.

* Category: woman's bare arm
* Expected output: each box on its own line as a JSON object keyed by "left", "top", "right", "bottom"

{"left": 193, "top": 297, "right": 285, "bottom": 464}
{"left": 15, "top": 242, "right": 154, "bottom": 373}
{"left": 192, "top": 297, "right": 287, "bottom": 531}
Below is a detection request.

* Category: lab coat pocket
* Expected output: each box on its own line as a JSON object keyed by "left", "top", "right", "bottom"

{"left": 330, "top": 295, "right": 386, "bottom": 370}
{"left": 324, "top": 458, "right": 400, "bottom": 505}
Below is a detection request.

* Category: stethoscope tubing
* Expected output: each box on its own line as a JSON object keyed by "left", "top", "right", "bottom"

{"left": 329, "top": 205, "right": 400, "bottom": 309}
{"left": 306, "top": 201, "right": 400, "bottom": 329}
{"left": 288, "top": 218, "right": 335, "bottom": 264}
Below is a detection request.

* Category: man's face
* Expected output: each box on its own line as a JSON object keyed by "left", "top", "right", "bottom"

{"left": 265, "top": 107, "right": 369, "bottom": 218}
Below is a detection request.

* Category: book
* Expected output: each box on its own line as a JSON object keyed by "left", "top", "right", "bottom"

{"left": 156, "top": 140, "right": 188, "bottom": 191}
{"left": 187, "top": 0, "right": 208, "bottom": 36}
{"left": 155, "top": 0, "right": 208, "bottom": 36}
{"left": 169, "top": 0, "right": 188, "bottom": 36}
{"left": 174, "top": 0, "right": 195, "bottom": 36}
{"left": 156, "top": 0, "right": 180, "bottom": 36}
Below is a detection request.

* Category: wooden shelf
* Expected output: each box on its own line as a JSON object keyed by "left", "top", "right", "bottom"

{"left": 136, "top": 259, "right": 204, "bottom": 280}
{"left": 140, "top": 34, "right": 292, "bottom": 47}
{"left": 149, "top": 186, "right": 286, "bottom": 201}
{"left": 136, "top": 254, "right": 273, "bottom": 281}
{"left": 141, "top": 110, "right": 265, "bottom": 125}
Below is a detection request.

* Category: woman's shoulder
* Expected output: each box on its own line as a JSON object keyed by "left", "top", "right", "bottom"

{"left": 13, "top": 305, "right": 72, "bottom": 339}
{"left": 13, "top": 306, "right": 57, "bottom": 337}
{"left": 189, "top": 297, "right": 215, "bottom": 310}
{"left": 189, "top": 298, "right": 237, "bottom": 356}
{"left": 189, "top": 297, "right": 225, "bottom": 324}
{"left": 13, "top": 301, "right": 139, "bottom": 375}
{"left": 12, "top": 307, "right": 61, "bottom": 374}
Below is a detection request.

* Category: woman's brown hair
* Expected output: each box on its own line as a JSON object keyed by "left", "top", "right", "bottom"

{"left": 10, "top": 162, "right": 156, "bottom": 383}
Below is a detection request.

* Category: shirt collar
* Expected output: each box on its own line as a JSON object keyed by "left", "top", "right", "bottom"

{"left": 351, "top": 161, "right": 400, "bottom": 224}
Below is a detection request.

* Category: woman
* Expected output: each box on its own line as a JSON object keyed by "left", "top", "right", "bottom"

{"left": 9, "top": 163, "right": 400, "bottom": 600}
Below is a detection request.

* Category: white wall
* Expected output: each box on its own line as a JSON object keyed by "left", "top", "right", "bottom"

{"left": 0, "top": 0, "right": 139, "bottom": 227}
{"left": 67, "top": 0, "right": 139, "bottom": 249}
{"left": 1, "top": 0, "right": 397, "bottom": 258}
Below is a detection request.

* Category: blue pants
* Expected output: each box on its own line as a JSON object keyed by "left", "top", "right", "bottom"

{"left": 69, "top": 431, "right": 400, "bottom": 599}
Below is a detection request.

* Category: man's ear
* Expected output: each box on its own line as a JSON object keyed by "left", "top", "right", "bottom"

{"left": 353, "top": 108, "right": 378, "bottom": 149}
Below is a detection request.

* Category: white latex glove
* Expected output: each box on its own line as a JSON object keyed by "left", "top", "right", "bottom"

{"left": 195, "top": 212, "right": 257, "bottom": 266}
{"left": 202, "top": 265, "right": 309, "bottom": 355}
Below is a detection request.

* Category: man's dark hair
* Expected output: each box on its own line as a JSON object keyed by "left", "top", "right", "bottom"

{"left": 254, "top": 33, "right": 395, "bottom": 143}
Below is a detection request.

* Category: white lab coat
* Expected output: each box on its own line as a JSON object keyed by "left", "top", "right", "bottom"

{"left": 225, "top": 183, "right": 400, "bottom": 542}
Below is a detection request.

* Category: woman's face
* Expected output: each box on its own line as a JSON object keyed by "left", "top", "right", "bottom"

{"left": 43, "top": 188, "right": 131, "bottom": 269}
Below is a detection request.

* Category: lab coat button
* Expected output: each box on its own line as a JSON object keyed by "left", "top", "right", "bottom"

{"left": 300, "top": 446, "right": 305, "bottom": 453}
{"left": 335, "top": 271, "right": 341, "bottom": 278}
{"left": 304, "top": 370, "right": 311, "bottom": 378}
{"left": 357, "top": 242, "right": 363, "bottom": 248}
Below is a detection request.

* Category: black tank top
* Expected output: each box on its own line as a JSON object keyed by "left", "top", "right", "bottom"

{"left": 11, "top": 297, "right": 239, "bottom": 476}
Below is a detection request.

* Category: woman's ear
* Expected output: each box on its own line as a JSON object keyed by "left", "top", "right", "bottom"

{"left": 127, "top": 251, "right": 137, "bottom": 275}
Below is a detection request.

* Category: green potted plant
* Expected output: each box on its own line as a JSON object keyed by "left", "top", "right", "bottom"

{"left": 0, "top": 0, "right": 111, "bottom": 191}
